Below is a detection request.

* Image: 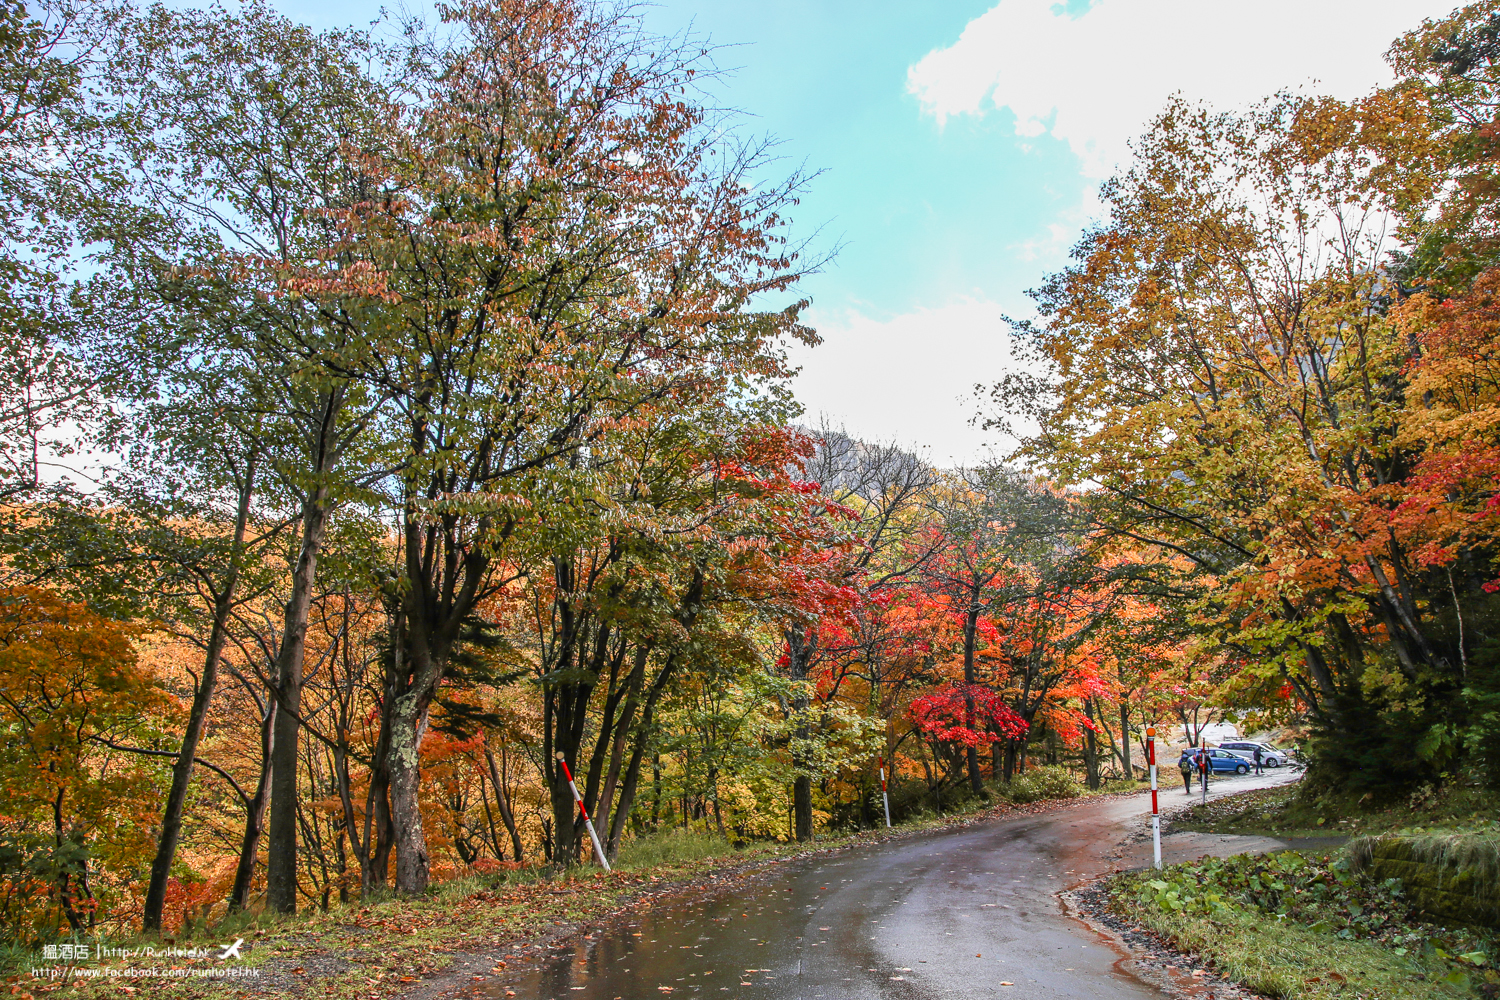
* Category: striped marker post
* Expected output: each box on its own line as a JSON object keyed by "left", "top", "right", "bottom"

{"left": 1147, "top": 727, "right": 1161, "bottom": 870}
{"left": 878, "top": 758, "right": 891, "bottom": 829}
{"left": 556, "top": 753, "right": 611, "bottom": 872}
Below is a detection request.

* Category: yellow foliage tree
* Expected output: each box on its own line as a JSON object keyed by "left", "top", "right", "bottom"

{"left": 0, "top": 588, "right": 170, "bottom": 940}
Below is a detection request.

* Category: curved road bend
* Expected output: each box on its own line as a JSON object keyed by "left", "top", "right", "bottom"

{"left": 475, "top": 770, "right": 1306, "bottom": 1000}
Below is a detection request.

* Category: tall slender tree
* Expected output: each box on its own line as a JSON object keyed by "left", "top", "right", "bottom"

{"left": 310, "top": 0, "right": 817, "bottom": 891}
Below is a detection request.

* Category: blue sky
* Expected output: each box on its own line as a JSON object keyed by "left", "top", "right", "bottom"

{"left": 278, "top": 0, "right": 1454, "bottom": 464}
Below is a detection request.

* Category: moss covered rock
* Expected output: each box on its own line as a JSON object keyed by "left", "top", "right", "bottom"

{"left": 1353, "top": 835, "right": 1500, "bottom": 929}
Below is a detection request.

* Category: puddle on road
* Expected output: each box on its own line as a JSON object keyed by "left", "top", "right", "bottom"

{"left": 460, "top": 858, "right": 882, "bottom": 1000}
{"left": 459, "top": 798, "right": 1280, "bottom": 1000}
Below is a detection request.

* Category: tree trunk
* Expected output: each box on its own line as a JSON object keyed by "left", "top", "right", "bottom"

{"left": 477, "top": 766, "right": 503, "bottom": 861}
{"left": 266, "top": 487, "right": 331, "bottom": 915}
{"left": 359, "top": 608, "right": 401, "bottom": 896}
{"left": 483, "top": 743, "right": 524, "bottom": 863}
{"left": 334, "top": 704, "right": 389, "bottom": 897}
{"left": 366, "top": 757, "right": 394, "bottom": 893}
{"left": 793, "top": 775, "right": 813, "bottom": 842}
{"left": 605, "top": 662, "right": 680, "bottom": 859}
{"left": 388, "top": 690, "right": 432, "bottom": 893}
{"left": 583, "top": 643, "right": 642, "bottom": 842}
{"left": 549, "top": 753, "right": 581, "bottom": 867}
{"left": 605, "top": 575, "right": 702, "bottom": 855}
{"left": 787, "top": 628, "right": 815, "bottom": 841}
{"left": 594, "top": 659, "right": 641, "bottom": 851}
{"left": 962, "top": 600, "right": 984, "bottom": 797}
{"left": 651, "top": 755, "right": 662, "bottom": 830}
{"left": 227, "top": 696, "right": 275, "bottom": 914}
{"left": 1083, "top": 699, "right": 1100, "bottom": 790}
{"left": 143, "top": 456, "right": 257, "bottom": 932}
{"left": 606, "top": 724, "right": 650, "bottom": 860}
{"left": 1119, "top": 701, "right": 1133, "bottom": 778}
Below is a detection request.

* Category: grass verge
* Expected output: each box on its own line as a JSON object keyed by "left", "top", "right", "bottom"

{"left": 1171, "top": 780, "right": 1500, "bottom": 840}
{"left": 1102, "top": 850, "right": 1499, "bottom": 1000}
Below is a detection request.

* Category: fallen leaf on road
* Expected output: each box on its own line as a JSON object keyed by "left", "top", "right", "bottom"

{"left": 1000, "top": 982, "right": 1014, "bottom": 987}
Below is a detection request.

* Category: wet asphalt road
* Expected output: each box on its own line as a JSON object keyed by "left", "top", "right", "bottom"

{"left": 478, "top": 770, "right": 1305, "bottom": 1000}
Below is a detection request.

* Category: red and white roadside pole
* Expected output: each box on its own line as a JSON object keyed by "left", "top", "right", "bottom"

{"left": 556, "top": 753, "right": 611, "bottom": 872}
{"left": 878, "top": 757, "right": 891, "bottom": 829}
{"left": 1146, "top": 726, "right": 1161, "bottom": 870}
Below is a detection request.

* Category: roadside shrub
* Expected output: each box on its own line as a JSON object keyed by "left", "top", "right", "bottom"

{"left": 615, "top": 828, "right": 736, "bottom": 869}
{"left": 999, "top": 765, "right": 1080, "bottom": 804}
{"left": 1106, "top": 852, "right": 1493, "bottom": 1000}
{"left": 1126, "top": 852, "right": 1399, "bottom": 928}
{"left": 1299, "top": 689, "right": 1446, "bottom": 801}
{"left": 885, "top": 777, "right": 935, "bottom": 822}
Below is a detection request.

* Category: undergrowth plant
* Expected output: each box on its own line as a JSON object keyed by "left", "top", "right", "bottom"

{"left": 1109, "top": 850, "right": 1500, "bottom": 998}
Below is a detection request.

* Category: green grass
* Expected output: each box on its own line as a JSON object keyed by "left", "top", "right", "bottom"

{"left": 1172, "top": 779, "right": 1500, "bottom": 840}
{"left": 614, "top": 828, "right": 740, "bottom": 869}
{"left": 1106, "top": 850, "right": 1498, "bottom": 1000}
{"left": 1132, "top": 903, "right": 1475, "bottom": 1000}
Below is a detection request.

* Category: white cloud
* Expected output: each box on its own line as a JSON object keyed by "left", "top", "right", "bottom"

{"left": 908, "top": 0, "right": 1453, "bottom": 179}
{"left": 789, "top": 299, "right": 1033, "bottom": 467}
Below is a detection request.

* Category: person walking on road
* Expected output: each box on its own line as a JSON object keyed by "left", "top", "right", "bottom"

{"left": 1252, "top": 745, "right": 1263, "bottom": 775}
{"left": 1179, "top": 751, "right": 1194, "bottom": 794}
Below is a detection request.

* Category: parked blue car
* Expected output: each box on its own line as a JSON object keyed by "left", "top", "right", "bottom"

{"left": 1178, "top": 748, "right": 1252, "bottom": 775}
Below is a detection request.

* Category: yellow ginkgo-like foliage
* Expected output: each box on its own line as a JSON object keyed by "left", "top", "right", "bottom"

{"left": 0, "top": 587, "right": 171, "bottom": 942}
